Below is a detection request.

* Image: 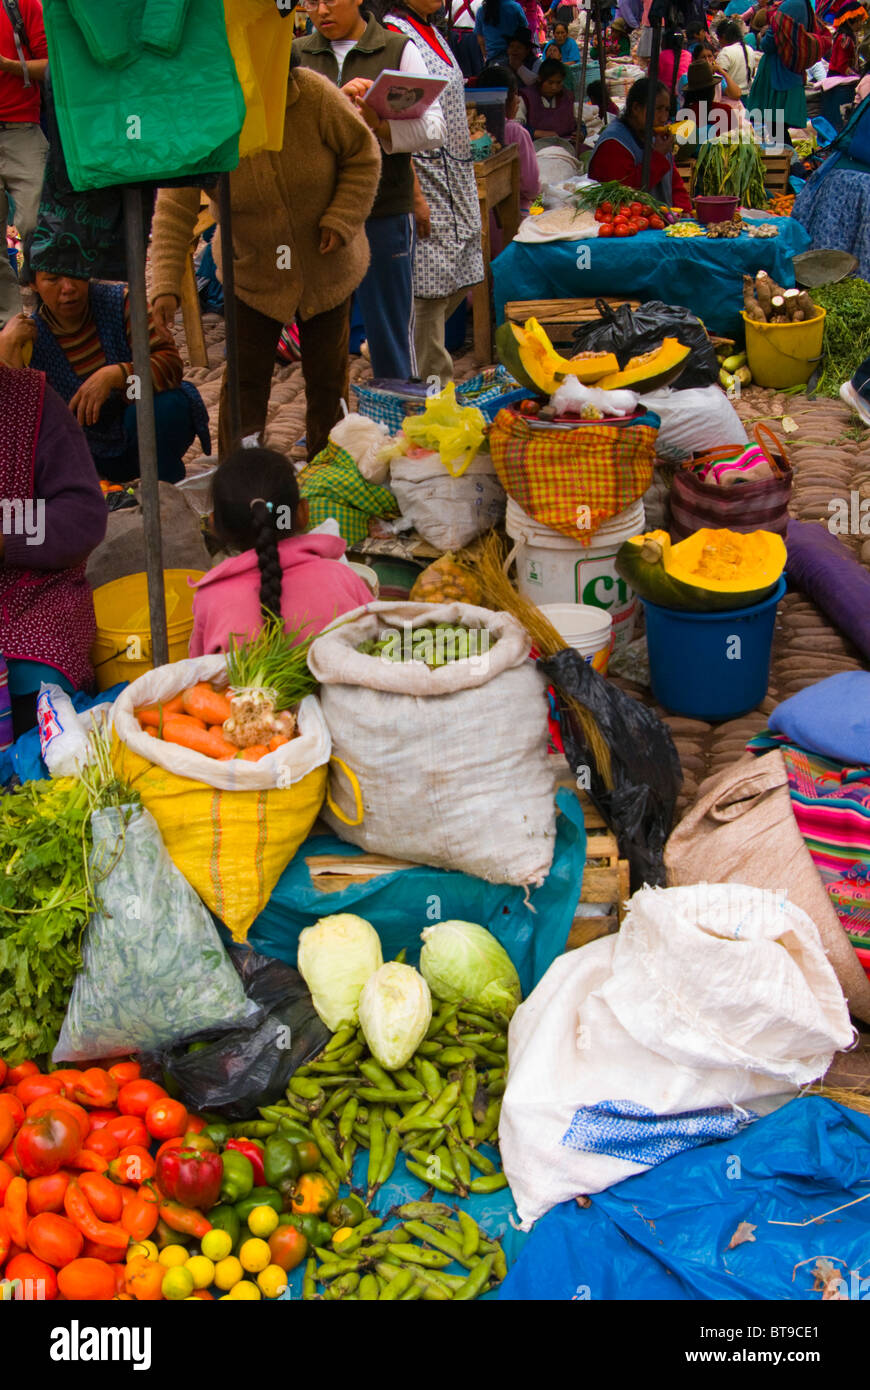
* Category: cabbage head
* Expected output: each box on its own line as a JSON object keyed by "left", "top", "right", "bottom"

{"left": 297, "top": 913, "right": 383, "bottom": 1032}
{"left": 419, "top": 920, "right": 521, "bottom": 1018}
{"left": 359, "top": 963, "right": 432, "bottom": 1070}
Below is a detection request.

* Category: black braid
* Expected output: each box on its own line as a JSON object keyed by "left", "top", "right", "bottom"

{"left": 250, "top": 500, "right": 284, "bottom": 623}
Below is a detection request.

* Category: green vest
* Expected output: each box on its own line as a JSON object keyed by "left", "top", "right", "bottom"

{"left": 294, "top": 18, "right": 413, "bottom": 219}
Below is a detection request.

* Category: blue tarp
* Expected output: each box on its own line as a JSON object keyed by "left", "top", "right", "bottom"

{"left": 500, "top": 1098, "right": 870, "bottom": 1301}
{"left": 491, "top": 214, "right": 811, "bottom": 338}
{"left": 245, "top": 787, "right": 586, "bottom": 1002}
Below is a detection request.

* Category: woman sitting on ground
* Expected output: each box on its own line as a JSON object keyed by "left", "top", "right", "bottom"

{"left": 523, "top": 57, "right": 576, "bottom": 138}
{"left": 27, "top": 270, "right": 209, "bottom": 486}
{"left": 189, "top": 447, "right": 372, "bottom": 656}
{"left": 588, "top": 76, "right": 693, "bottom": 210}
{"left": 0, "top": 315, "right": 107, "bottom": 737}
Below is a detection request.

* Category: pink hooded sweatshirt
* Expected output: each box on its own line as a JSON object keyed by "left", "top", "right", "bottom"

{"left": 189, "top": 533, "right": 372, "bottom": 656}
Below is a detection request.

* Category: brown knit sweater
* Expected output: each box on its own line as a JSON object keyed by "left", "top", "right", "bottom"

{"left": 149, "top": 67, "right": 380, "bottom": 324}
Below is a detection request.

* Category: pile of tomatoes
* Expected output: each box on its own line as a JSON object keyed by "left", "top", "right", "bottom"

{"left": 594, "top": 200, "right": 666, "bottom": 237}
{"left": 0, "top": 1055, "right": 203, "bottom": 1301}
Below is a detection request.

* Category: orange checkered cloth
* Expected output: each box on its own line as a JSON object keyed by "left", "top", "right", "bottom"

{"left": 488, "top": 408, "right": 659, "bottom": 544}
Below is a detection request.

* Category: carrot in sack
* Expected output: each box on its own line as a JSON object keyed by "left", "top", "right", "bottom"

{"left": 238, "top": 745, "right": 269, "bottom": 761}
{"left": 267, "top": 735, "right": 289, "bottom": 751}
{"left": 135, "top": 695, "right": 185, "bottom": 728}
{"left": 181, "top": 683, "right": 233, "bottom": 725}
{"left": 161, "top": 721, "right": 237, "bottom": 759}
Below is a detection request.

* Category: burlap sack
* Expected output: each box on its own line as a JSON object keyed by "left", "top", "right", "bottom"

{"left": 665, "top": 751, "right": 870, "bottom": 1024}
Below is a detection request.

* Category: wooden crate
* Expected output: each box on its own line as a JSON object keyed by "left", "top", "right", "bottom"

{"left": 762, "top": 152, "right": 791, "bottom": 195}
{"left": 304, "top": 756, "right": 629, "bottom": 952}
{"left": 504, "top": 297, "right": 641, "bottom": 344}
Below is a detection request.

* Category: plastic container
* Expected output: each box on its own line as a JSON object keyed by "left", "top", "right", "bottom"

{"left": 540, "top": 603, "right": 614, "bottom": 674}
{"left": 643, "top": 576, "right": 786, "bottom": 721}
{"left": 90, "top": 569, "right": 205, "bottom": 692}
{"left": 741, "top": 307, "right": 827, "bottom": 389}
{"left": 694, "top": 195, "right": 739, "bottom": 224}
{"left": 505, "top": 496, "right": 645, "bottom": 651}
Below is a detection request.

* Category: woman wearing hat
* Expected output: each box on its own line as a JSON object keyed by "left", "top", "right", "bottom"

{"left": 828, "top": 1, "right": 867, "bottom": 75}
{"left": 588, "top": 76, "right": 693, "bottom": 209}
{"left": 748, "top": 0, "right": 832, "bottom": 132}
{"left": 681, "top": 57, "right": 751, "bottom": 141}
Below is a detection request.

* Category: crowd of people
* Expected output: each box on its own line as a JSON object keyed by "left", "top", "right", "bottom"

{"left": 0, "top": 0, "right": 868, "bottom": 731}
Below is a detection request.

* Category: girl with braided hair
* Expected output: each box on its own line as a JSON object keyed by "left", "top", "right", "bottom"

{"left": 188, "top": 447, "right": 372, "bottom": 656}
{"left": 715, "top": 19, "right": 760, "bottom": 96}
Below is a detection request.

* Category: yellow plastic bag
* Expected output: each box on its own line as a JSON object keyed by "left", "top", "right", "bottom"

{"left": 224, "top": 0, "right": 294, "bottom": 156}
{"left": 401, "top": 384, "right": 487, "bottom": 477}
{"left": 111, "top": 656, "right": 331, "bottom": 942}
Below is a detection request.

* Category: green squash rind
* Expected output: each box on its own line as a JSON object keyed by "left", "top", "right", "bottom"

{"left": 615, "top": 540, "right": 779, "bottom": 611}
{"left": 495, "top": 320, "right": 542, "bottom": 394}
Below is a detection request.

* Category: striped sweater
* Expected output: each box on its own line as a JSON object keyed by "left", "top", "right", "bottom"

{"left": 38, "top": 291, "right": 182, "bottom": 394}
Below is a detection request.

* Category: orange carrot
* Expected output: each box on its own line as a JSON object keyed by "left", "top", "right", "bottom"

{"left": 144, "top": 728, "right": 158, "bottom": 738}
{"left": 161, "top": 721, "right": 234, "bottom": 759}
{"left": 181, "top": 683, "right": 233, "bottom": 726}
{"left": 135, "top": 695, "right": 185, "bottom": 728}
{"left": 159, "top": 713, "right": 207, "bottom": 734}
{"left": 267, "top": 734, "right": 289, "bottom": 752}
{"left": 238, "top": 745, "right": 269, "bottom": 761}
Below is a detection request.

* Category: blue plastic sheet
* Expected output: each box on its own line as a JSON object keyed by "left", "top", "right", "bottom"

{"left": 246, "top": 787, "right": 586, "bottom": 1001}
{"left": 0, "top": 682, "right": 128, "bottom": 786}
{"left": 280, "top": 1148, "right": 529, "bottom": 1301}
{"left": 491, "top": 215, "right": 812, "bottom": 338}
{"left": 500, "top": 1098, "right": 870, "bottom": 1301}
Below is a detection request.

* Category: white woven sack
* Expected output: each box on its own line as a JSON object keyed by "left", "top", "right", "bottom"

{"left": 389, "top": 451, "right": 506, "bottom": 550}
{"left": 307, "top": 601, "right": 556, "bottom": 885}
{"left": 499, "top": 883, "right": 853, "bottom": 1226}
{"left": 113, "top": 654, "right": 331, "bottom": 790}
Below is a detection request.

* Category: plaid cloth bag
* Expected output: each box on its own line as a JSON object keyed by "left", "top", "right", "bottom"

{"left": 299, "top": 443, "right": 399, "bottom": 547}
{"left": 670, "top": 424, "right": 792, "bottom": 540}
{"left": 488, "top": 407, "right": 659, "bottom": 543}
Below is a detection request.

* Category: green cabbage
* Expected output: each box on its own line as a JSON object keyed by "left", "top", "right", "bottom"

{"left": 419, "top": 920, "right": 521, "bottom": 1018}
{"left": 359, "top": 962, "right": 432, "bottom": 1070}
{"left": 297, "top": 913, "right": 383, "bottom": 1032}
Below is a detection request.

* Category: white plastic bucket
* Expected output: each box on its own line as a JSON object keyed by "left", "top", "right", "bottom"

{"left": 505, "top": 496, "right": 645, "bottom": 651}
{"left": 540, "top": 603, "right": 613, "bottom": 674}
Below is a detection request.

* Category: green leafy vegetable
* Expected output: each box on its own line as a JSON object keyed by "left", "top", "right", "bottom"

{"left": 809, "top": 278, "right": 870, "bottom": 400}
{"left": 693, "top": 138, "right": 767, "bottom": 209}
{"left": 573, "top": 181, "right": 667, "bottom": 216}
{"left": 225, "top": 611, "right": 318, "bottom": 711}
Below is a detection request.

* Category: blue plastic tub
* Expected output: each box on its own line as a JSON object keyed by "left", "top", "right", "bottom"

{"left": 643, "top": 576, "right": 786, "bottom": 722}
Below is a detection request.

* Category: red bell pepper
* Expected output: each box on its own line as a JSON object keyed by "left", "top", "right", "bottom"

{"left": 224, "top": 1138, "right": 266, "bottom": 1187}
{"left": 155, "top": 1147, "right": 223, "bottom": 1212}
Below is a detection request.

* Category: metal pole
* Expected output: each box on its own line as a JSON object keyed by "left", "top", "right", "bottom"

{"left": 639, "top": 18, "right": 662, "bottom": 192}
{"left": 123, "top": 185, "right": 168, "bottom": 668}
{"left": 575, "top": 0, "right": 593, "bottom": 155}
{"left": 217, "top": 172, "right": 242, "bottom": 447}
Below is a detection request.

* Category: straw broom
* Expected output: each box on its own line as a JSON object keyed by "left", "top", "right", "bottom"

{"left": 473, "top": 532, "right": 614, "bottom": 789}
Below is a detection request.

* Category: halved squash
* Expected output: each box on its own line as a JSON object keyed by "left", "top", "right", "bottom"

{"left": 615, "top": 527, "right": 787, "bottom": 611}
{"left": 495, "top": 318, "right": 619, "bottom": 395}
{"left": 596, "top": 338, "right": 691, "bottom": 393}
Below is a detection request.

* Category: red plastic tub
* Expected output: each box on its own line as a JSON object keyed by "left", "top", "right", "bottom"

{"left": 694, "top": 195, "right": 739, "bottom": 224}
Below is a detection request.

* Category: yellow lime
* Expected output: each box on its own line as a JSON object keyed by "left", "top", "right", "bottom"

{"left": 162, "top": 1266, "right": 195, "bottom": 1301}
{"left": 239, "top": 1237, "right": 271, "bottom": 1274}
{"left": 257, "top": 1265, "right": 288, "bottom": 1300}
{"left": 247, "top": 1205, "right": 279, "bottom": 1238}
{"left": 229, "top": 1280, "right": 262, "bottom": 1300}
{"left": 185, "top": 1255, "right": 215, "bottom": 1290}
{"left": 129, "top": 1240, "right": 159, "bottom": 1262}
{"left": 158, "top": 1244, "right": 190, "bottom": 1269}
{"left": 213, "top": 1255, "right": 244, "bottom": 1291}
{"left": 201, "top": 1229, "right": 233, "bottom": 1262}
{"left": 332, "top": 1226, "right": 354, "bottom": 1247}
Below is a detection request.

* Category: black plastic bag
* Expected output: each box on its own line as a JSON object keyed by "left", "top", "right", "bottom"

{"left": 570, "top": 298, "right": 720, "bottom": 390}
{"left": 540, "top": 651, "right": 682, "bottom": 892}
{"left": 157, "top": 949, "right": 330, "bottom": 1120}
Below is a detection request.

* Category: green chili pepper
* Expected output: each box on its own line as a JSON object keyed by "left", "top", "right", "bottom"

{"left": 219, "top": 1149, "right": 254, "bottom": 1204}
{"left": 235, "top": 1186, "right": 284, "bottom": 1223}
{"left": 203, "top": 1121, "right": 230, "bottom": 1148}
{"left": 263, "top": 1135, "right": 301, "bottom": 1195}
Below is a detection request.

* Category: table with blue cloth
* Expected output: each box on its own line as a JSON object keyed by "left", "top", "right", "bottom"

{"left": 491, "top": 215, "right": 812, "bottom": 338}
{"left": 793, "top": 166, "right": 870, "bottom": 282}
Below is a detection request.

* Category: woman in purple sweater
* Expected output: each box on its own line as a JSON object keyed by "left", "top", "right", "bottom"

{"left": 0, "top": 314, "right": 107, "bottom": 737}
{"left": 523, "top": 57, "right": 576, "bottom": 139}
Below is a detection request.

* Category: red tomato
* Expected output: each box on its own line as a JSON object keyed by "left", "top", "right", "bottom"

{"left": 636, "top": 217, "right": 650, "bottom": 231}
{"left": 57, "top": 1258, "right": 115, "bottom": 1301}
{"left": 14, "top": 1110, "right": 81, "bottom": 1178}
{"left": 16, "top": 1075, "right": 64, "bottom": 1107}
{"left": 26, "top": 1212, "right": 83, "bottom": 1268}
{"left": 144, "top": 1098, "right": 188, "bottom": 1141}
{"left": 110, "top": 1146, "right": 155, "bottom": 1186}
{"left": 82, "top": 1129, "right": 119, "bottom": 1162}
{"left": 26, "top": 1095, "right": 90, "bottom": 1145}
{"left": 629, "top": 201, "right": 643, "bottom": 216}
{"left": 615, "top": 225, "right": 632, "bottom": 237}
{"left": 107, "top": 1061, "right": 141, "bottom": 1087}
{"left": 82, "top": 1237, "right": 128, "bottom": 1264}
{"left": 0, "top": 1157, "right": 14, "bottom": 1202}
{"left": 599, "top": 201, "right": 613, "bottom": 215}
{"left": 598, "top": 224, "right": 614, "bottom": 237}
{"left": 0, "top": 1092, "right": 25, "bottom": 1138}
{"left": 26, "top": 1172, "right": 71, "bottom": 1215}
{"left": 5, "top": 1061, "right": 39, "bottom": 1087}
{"left": 84, "top": 1110, "right": 118, "bottom": 1131}
{"left": 649, "top": 215, "right": 665, "bottom": 230}
{"left": 184, "top": 1115, "right": 207, "bottom": 1135}
{"left": 2, "top": 1144, "right": 20, "bottom": 1175}
{"left": 104, "top": 1115, "right": 148, "bottom": 1149}
{"left": 117, "top": 1080, "right": 166, "bottom": 1118}
{"left": 0, "top": 1059, "right": 6, "bottom": 1087}
{"left": 6, "top": 1251, "right": 58, "bottom": 1300}
{"left": 78, "top": 1172, "right": 123, "bottom": 1223}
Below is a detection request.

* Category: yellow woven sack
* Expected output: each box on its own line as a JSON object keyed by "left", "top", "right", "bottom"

{"left": 111, "top": 657, "right": 332, "bottom": 943}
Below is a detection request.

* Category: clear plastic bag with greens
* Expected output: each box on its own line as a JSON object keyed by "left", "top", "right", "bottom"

{"left": 399, "top": 384, "right": 487, "bottom": 476}
{"left": 53, "top": 806, "right": 256, "bottom": 1061}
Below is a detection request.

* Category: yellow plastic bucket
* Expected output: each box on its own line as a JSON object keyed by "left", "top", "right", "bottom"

{"left": 90, "top": 569, "right": 205, "bottom": 691}
{"left": 741, "top": 307, "right": 826, "bottom": 390}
